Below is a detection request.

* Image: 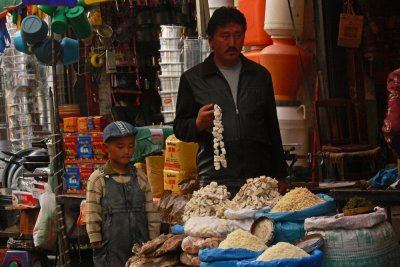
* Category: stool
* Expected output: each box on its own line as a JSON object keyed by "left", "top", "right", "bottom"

{"left": 1, "top": 250, "right": 44, "bottom": 267}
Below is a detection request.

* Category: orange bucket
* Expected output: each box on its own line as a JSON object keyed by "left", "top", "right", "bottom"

{"left": 239, "top": 0, "right": 272, "bottom": 46}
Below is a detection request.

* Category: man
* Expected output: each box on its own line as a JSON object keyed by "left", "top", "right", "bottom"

{"left": 173, "top": 7, "right": 287, "bottom": 196}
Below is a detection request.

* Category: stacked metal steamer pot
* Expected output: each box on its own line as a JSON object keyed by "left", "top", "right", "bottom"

{"left": 1, "top": 19, "right": 52, "bottom": 152}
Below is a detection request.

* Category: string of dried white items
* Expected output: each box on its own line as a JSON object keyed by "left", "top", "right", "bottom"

{"left": 230, "top": 176, "right": 282, "bottom": 210}
{"left": 213, "top": 104, "right": 227, "bottom": 170}
{"left": 256, "top": 242, "right": 309, "bottom": 261}
{"left": 271, "top": 187, "right": 325, "bottom": 212}
{"left": 182, "top": 182, "right": 231, "bottom": 222}
{"left": 219, "top": 229, "right": 267, "bottom": 251}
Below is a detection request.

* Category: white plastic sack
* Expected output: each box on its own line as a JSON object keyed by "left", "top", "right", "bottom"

{"left": 309, "top": 221, "right": 400, "bottom": 267}
{"left": 225, "top": 207, "right": 271, "bottom": 220}
{"left": 33, "top": 185, "right": 57, "bottom": 250}
{"left": 304, "top": 207, "right": 387, "bottom": 231}
{"left": 184, "top": 216, "right": 253, "bottom": 238}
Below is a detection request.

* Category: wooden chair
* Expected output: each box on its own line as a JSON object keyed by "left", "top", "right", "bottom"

{"left": 315, "top": 98, "right": 381, "bottom": 180}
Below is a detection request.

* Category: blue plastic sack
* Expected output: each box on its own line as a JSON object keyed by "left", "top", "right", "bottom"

{"left": 255, "top": 194, "right": 335, "bottom": 243}
{"left": 368, "top": 167, "right": 399, "bottom": 189}
{"left": 200, "top": 260, "right": 242, "bottom": 267}
{"left": 199, "top": 248, "right": 262, "bottom": 262}
{"left": 170, "top": 224, "right": 184, "bottom": 235}
{"left": 237, "top": 249, "right": 324, "bottom": 267}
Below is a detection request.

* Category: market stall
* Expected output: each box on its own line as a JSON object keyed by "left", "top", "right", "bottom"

{"left": 0, "top": 0, "right": 399, "bottom": 266}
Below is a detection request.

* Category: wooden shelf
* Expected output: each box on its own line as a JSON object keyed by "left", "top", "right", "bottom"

{"left": 64, "top": 159, "right": 107, "bottom": 164}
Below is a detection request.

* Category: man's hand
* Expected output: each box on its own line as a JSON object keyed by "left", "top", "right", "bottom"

{"left": 92, "top": 241, "right": 103, "bottom": 249}
{"left": 196, "top": 104, "right": 215, "bottom": 133}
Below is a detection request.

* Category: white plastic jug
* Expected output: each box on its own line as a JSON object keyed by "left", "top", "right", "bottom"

{"left": 264, "top": 0, "right": 305, "bottom": 38}
{"left": 276, "top": 104, "right": 309, "bottom": 167}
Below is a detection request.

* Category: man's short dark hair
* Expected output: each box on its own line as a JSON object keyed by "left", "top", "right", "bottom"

{"left": 206, "top": 6, "right": 247, "bottom": 38}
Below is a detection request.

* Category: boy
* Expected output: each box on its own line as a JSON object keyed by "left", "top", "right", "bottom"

{"left": 86, "top": 121, "right": 160, "bottom": 267}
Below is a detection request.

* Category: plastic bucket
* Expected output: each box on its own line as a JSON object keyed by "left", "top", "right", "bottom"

{"left": 52, "top": 7, "right": 68, "bottom": 35}
{"left": 66, "top": 6, "right": 93, "bottom": 39}
{"left": 20, "top": 15, "right": 48, "bottom": 45}
{"left": 159, "top": 75, "right": 181, "bottom": 92}
{"left": 159, "top": 62, "right": 183, "bottom": 75}
{"left": 276, "top": 103, "right": 309, "bottom": 166}
{"left": 160, "top": 91, "right": 178, "bottom": 111}
{"left": 145, "top": 155, "right": 165, "bottom": 197}
{"left": 60, "top": 37, "right": 79, "bottom": 65}
{"left": 13, "top": 31, "right": 32, "bottom": 55}
{"left": 238, "top": 0, "right": 272, "bottom": 46}
{"left": 38, "top": 5, "right": 57, "bottom": 16}
{"left": 33, "top": 37, "right": 62, "bottom": 65}
{"left": 159, "top": 49, "right": 182, "bottom": 63}
{"left": 161, "top": 110, "right": 176, "bottom": 123}
{"left": 78, "top": 0, "right": 100, "bottom": 11}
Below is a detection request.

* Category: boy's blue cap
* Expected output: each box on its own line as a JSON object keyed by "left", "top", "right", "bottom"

{"left": 103, "top": 121, "right": 137, "bottom": 142}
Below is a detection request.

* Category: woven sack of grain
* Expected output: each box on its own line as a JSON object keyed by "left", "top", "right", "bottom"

{"left": 237, "top": 249, "right": 323, "bottom": 267}
{"left": 199, "top": 248, "right": 262, "bottom": 267}
{"left": 306, "top": 213, "right": 400, "bottom": 267}
{"left": 304, "top": 207, "right": 387, "bottom": 231}
{"left": 255, "top": 194, "right": 335, "bottom": 244}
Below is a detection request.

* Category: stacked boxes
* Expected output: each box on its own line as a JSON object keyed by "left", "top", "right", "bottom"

{"left": 63, "top": 116, "right": 107, "bottom": 194}
{"left": 163, "top": 134, "right": 198, "bottom": 194}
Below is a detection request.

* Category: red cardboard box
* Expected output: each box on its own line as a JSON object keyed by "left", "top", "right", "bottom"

{"left": 79, "top": 164, "right": 94, "bottom": 194}
{"left": 12, "top": 191, "right": 37, "bottom": 207}
{"left": 91, "top": 132, "right": 108, "bottom": 160}
{"left": 63, "top": 133, "right": 78, "bottom": 159}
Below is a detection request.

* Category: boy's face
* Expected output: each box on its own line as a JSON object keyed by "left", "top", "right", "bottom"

{"left": 105, "top": 135, "right": 135, "bottom": 166}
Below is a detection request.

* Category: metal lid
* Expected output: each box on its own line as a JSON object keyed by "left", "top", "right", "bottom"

{"left": 250, "top": 217, "right": 275, "bottom": 245}
{"left": 293, "top": 233, "right": 324, "bottom": 253}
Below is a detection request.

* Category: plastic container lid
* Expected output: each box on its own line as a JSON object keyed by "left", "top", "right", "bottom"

{"left": 293, "top": 233, "right": 324, "bottom": 253}
{"left": 66, "top": 6, "right": 84, "bottom": 19}
{"left": 21, "top": 16, "right": 45, "bottom": 34}
{"left": 250, "top": 217, "right": 275, "bottom": 245}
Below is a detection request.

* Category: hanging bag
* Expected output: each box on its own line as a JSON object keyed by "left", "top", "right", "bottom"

{"left": 337, "top": 1, "right": 364, "bottom": 48}
{"left": 33, "top": 184, "right": 58, "bottom": 250}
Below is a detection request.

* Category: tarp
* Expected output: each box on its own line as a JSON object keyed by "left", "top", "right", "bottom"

{"left": 0, "top": 0, "right": 22, "bottom": 18}
{"left": 22, "top": 0, "right": 77, "bottom": 6}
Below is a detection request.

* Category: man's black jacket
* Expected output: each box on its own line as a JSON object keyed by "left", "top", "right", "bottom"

{"left": 173, "top": 53, "right": 287, "bottom": 187}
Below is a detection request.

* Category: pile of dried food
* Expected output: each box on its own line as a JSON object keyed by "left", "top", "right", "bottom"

{"left": 271, "top": 187, "right": 325, "bottom": 212}
{"left": 126, "top": 234, "right": 184, "bottom": 267}
{"left": 218, "top": 229, "right": 267, "bottom": 251}
{"left": 256, "top": 242, "right": 309, "bottom": 261}
{"left": 230, "top": 176, "right": 281, "bottom": 210}
{"left": 180, "top": 236, "right": 224, "bottom": 266}
{"left": 182, "top": 182, "right": 231, "bottom": 222}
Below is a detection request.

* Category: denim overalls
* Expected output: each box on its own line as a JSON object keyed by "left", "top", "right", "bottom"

{"left": 93, "top": 167, "right": 149, "bottom": 267}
